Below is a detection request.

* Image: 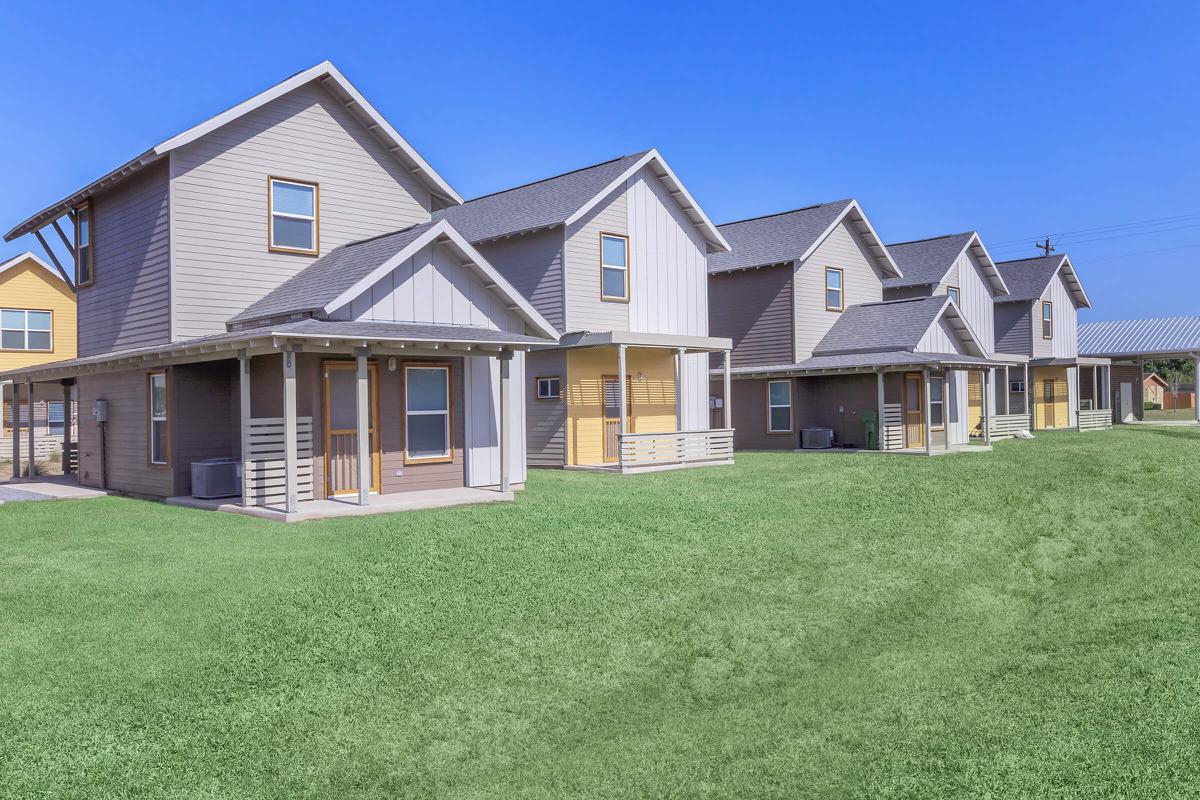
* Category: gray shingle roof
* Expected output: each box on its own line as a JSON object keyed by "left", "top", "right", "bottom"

{"left": 230, "top": 222, "right": 439, "bottom": 323}
{"left": 707, "top": 200, "right": 855, "bottom": 274}
{"left": 882, "top": 233, "right": 975, "bottom": 288}
{"left": 725, "top": 350, "right": 1004, "bottom": 375}
{"left": 432, "top": 151, "right": 650, "bottom": 242}
{"left": 994, "top": 254, "right": 1068, "bottom": 302}
{"left": 813, "top": 296, "right": 950, "bottom": 355}
{"left": 265, "top": 319, "right": 550, "bottom": 345}
{"left": 1079, "top": 316, "right": 1200, "bottom": 357}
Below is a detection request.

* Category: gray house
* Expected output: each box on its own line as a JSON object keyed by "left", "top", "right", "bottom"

{"left": 1, "top": 61, "right": 559, "bottom": 518}
{"left": 708, "top": 201, "right": 1012, "bottom": 453}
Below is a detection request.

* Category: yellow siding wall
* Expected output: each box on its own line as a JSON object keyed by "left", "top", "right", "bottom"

{"left": 1033, "top": 366, "right": 1070, "bottom": 429}
{"left": 0, "top": 259, "right": 76, "bottom": 371}
{"left": 566, "top": 347, "right": 677, "bottom": 465}
{"left": 967, "top": 371, "right": 983, "bottom": 435}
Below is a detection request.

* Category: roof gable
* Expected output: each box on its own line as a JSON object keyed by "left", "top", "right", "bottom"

{"left": 813, "top": 295, "right": 986, "bottom": 357}
{"left": 883, "top": 232, "right": 1008, "bottom": 295}
{"left": 995, "top": 254, "right": 1091, "bottom": 307}
{"left": 6, "top": 61, "right": 460, "bottom": 242}
{"left": 0, "top": 251, "right": 71, "bottom": 289}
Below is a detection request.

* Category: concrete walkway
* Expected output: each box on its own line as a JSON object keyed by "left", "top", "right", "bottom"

{"left": 166, "top": 485, "right": 515, "bottom": 522}
{"left": 0, "top": 476, "right": 108, "bottom": 503}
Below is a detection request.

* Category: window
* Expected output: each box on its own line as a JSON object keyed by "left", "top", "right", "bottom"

{"left": 825, "top": 267, "right": 844, "bottom": 311}
{"left": 74, "top": 200, "right": 94, "bottom": 287}
{"left": 947, "top": 286, "right": 960, "bottom": 306}
{"left": 1042, "top": 301, "right": 1053, "bottom": 339}
{"left": 269, "top": 177, "right": 319, "bottom": 254}
{"left": 47, "top": 401, "right": 65, "bottom": 436}
{"left": 405, "top": 365, "right": 451, "bottom": 462}
{"left": 1, "top": 309, "right": 52, "bottom": 351}
{"left": 535, "top": 376, "right": 561, "bottom": 400}
{"left": 148, "top": 370, "right": 169, "bottom": 465}
{"left": 1010, "top": 380, "right": 1025, "bottom": 394}
{"left": 930, "top": 377, "right": 945, "bottom": 429}
{"left": 767, "top": 380, "right": 792, "bottom": 433}
{"left": 600, "top": 233, "right": 629, "bottom": 301}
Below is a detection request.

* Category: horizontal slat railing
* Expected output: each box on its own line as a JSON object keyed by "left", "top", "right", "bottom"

{"left": 881, "top": 404, "right": 903, "bottom": 451}
{"left": 618, "top": 429, "right": 734, "bottom": 469}
{"left": 243, "top": 416, "right": 314, "bottom": 506}
{"left": 1079, "top": 409, "right": 1112, "bottom": 430}
{"left": 987, "top": 414, "right": 1030, "bottom": 439}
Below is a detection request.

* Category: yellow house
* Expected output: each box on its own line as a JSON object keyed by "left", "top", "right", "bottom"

{"left": 1, "top": 252, "right": 76, "bottom": 449}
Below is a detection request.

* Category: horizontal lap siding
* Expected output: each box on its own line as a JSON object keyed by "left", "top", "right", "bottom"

{"left": 80, "top": 161, "right": 170, "bottom": 356}
{"left": 795, "top": 221, "right": 885, "bottom": 360}
{"left": 476, "top": 228, "right": 565, "bottom": 333}
{"left": 709, "top": 266, "right": 793, "bottom": 368}
{"left": 171, "top": 360, "right": 239, "bottom": 495}
{"left": 1111, "top": 364, "right": 1144, "bottom": 420}
{"left": 77, "top": 369, "right": 173, "bottom": 497}
{"left": 995, "top": 302, "right": 1031, "bottom": 355}
{"left": 0, "top": 261, "right": 77, "bottom": 370}
{"left": 795, "top": 374, "right": 878, "bottom": 448}
{"left": 715, "top": 378, "right": 798, "bottom": 450}
{"left": 379, "top": 358, "right": 465, "bottom": 493}
{"left": 526, "top": 349, "right": 566, "bottom": 467}
{"left": 564, "top": 188, "right": 628, "bottom": 332}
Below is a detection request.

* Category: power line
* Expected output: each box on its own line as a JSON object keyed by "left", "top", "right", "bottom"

{"left": 989, "top": 219, "right": 1200, "bottom": 257}
{"left": 1084, "top": 241, "right": 1200, "bottom": 263}
{"left": 989, "top": 210, "right": 1200, "bottom": 248}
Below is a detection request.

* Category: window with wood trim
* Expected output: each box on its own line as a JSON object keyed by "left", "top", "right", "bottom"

{"left": 404, "top": 364, "right": 452, "bottom": 463}
{"left": 767, "top": 380, "right": 793, "bottom": 433}
{"left": 600, "top": 233, "right": 629, "bottom": 301}
{"left": 946, "top": 286, "right": 960, "bottom": 306}
{"left": 535, "top": 376, "right": 561, "bottom": 400}
{"left": 930, "top": 376, "right": 945, "bottom": 429}
{"left": 1010, "top": 380, "right": 1025, "bottom": 393}
{"left": 269, "top": 177, "right": 319, "bottom": 254}
{"left": 147, "top": 370, "right": 169, "bottom": 465}
{"left": 1042, "top": 301, "right": 1053, "bottom": 339}
{"left": 74, "top": 200, "right": 94, "bottom": 287}
{"left": 825, "top": 267, "right": 844, "bottom": 311}
{"left": 1, "top": 309, "right": 52, "bottom": 351}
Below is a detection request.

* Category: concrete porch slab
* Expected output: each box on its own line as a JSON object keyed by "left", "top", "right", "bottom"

{"left": 0, "top": 475, "right": 108, "bottom": 502}
{"left": 565, "top": 459, "right": 735, "bottom": 475}
{"left": 166, "top": 486, "right": 514, "bottom": 522}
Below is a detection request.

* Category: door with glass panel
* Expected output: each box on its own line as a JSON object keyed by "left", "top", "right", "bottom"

{"left": 1042, "top": 379, "right": 1055, "bottom": 429}
{"left": 323, "top": 361, "right": 380, "bottom": 497}
{"left": 403, "top": 364, "right": 453, "bottom": 464}
{"left": 601, "top": 375, "right": 632, "bottom": 462}
{"left": 903, "top": 372, "right": 925, "bottom": 448}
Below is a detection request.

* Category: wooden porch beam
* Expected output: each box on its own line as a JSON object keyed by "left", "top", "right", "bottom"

{"left": 32, "top": 229, "right": 75, "bottom": 289}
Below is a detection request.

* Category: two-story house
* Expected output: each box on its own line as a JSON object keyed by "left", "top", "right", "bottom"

{"left": 993, "top": 254, "right": 1111, "bottom": 431}
{"left": 708, "top": 201, "right": 1011, "bottom": 453}
{"left": 1, "top": 252, "right": 77, "bottom": 468}
{"left": 1, "top": 62, "right": 559, "bottom": 518}
{"left": 435, "top": 150, "right": 736, "bottom": 471}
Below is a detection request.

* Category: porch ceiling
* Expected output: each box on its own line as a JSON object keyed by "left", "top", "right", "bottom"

{"left": 718, "top": 350, "right": 1014, "bottom": 379}
{"left": 556, "top": 330, "right": 732, "bottom": 353}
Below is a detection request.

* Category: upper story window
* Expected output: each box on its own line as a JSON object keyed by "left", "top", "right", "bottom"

{"left": 535, "top": 376, "right": 562, "bottom": 400}
{"left": 1042, "top": 301, "right": 1053, "bottom": 339}
{"left": 947, "top": 286, "right": 960, "bottom": 306}
{"left": 825, "top": 267, "right": 844, "bottom": 311}
{"left": 74, "top": 200, "right": 94, "bottom": 287}
{"left": 600, "top": 233, "right": 629, "bottom": 302}
{"left": 269, "top": 177, "right": 319, "bottom": 255}
{"left": 1, "top": 309, "right": 52, "bottom": 351}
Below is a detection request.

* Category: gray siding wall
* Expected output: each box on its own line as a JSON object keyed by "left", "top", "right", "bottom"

{"left": 794, "top": 374, "right": 879, "bottom": 448}
{"left": 794, "top": 220, "right": 886, "bottom": 359}
{"left": 525, "top": 349, "right": 566, "bottom": 467}
{"left": 76, "top": 369, "right": 174, "bottom": 497}
{"left": 172, "top": 360, "right": 239, "bottom": 495}
{"left": 708, "top": 266, "right": 793, "bottom": 368}
{"left": 939, "top": 249, "right": 994, "bottom": 352}
{"left": 80, "top": 160, "right": 171, "bottom": 357}
{"left": 1111, "top": 363, "right": 1144, "bottom": 421}
{"left": 169, "top": 80, "right": 433, "bottom": 339}
{"left": 995, "top": 302, "right": 1032, "bottom": 355}
{"left": 563, "top": 186, "right": 628, "bottom": 332}
{"left": 713, "top": 377, "right": 798, "bottom": 450}
{"left": 476, "top": 228, "right": 565, "bottom": 333}
{"left": 883, "top": 284, "right": 934, "bottom": 301}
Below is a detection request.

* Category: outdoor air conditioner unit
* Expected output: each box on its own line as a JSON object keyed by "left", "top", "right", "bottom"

{"left": 801, "top": 427, "right": 835, "bottom": 449}
{"left": 191, "top": 458, "right": 242, "bottom": 499}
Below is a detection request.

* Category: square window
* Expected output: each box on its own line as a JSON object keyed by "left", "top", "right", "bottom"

{"left": 536, "top": 377, "right": 561, "bottom": 400}
{"left": 1, "top": 309, "right": 52, "bottom": 350}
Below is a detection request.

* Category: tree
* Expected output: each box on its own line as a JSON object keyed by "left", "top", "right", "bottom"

{"left": 1143, "top": 358, "right": 1196, "bottom": 410}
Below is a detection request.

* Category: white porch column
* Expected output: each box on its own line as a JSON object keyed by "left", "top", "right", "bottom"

{"left": 1004, "top": 366, "right": 1011, "bottom": 414}
{"left": 876, "top": 369, "right": 885, "bottom": 451}
{"left": 1024, "top": 362, "right": 1031, "bottom": 424}
{"left": 355, "top": 347, "right": 371, "bottom": 507}
{"left": 1091, "top": 366, "right": 1099, "bottom": 412}
{"left": 617, "top": 345, "right": 628, "bottom": 438}
{"left": 499, "top": 349, "right": 512, "bottom": 492}
{"left": 922, "top": 368, "right": 932, "bottom": 455}
{"left": 26, "top": 379, "right": 35, "bottom": 477}
{"left": 981, "top": 369, "right": 992, "bottom": 446}
{"left": 282, "top": 347, "right": 298, "bottom": 514}
{"left": 1195, "top": 356, "right": 1200, "bottom": 424}
{"left": 61, "top": 380, "right": 74, "bottom": 475}
{"left": 722, "top": 349, "right": 732, "bottom": 430}
{"left": 674, "top": 347, "right": 685, "bottom": 431}
{"left": 10, "top": 381, "right": 21, "bottom": 479}
{"left": 239, "top": 351, "right": 252, "bottom": 507}
{"left": 1075, "top": 367, "right": 1083, "bottom": 432}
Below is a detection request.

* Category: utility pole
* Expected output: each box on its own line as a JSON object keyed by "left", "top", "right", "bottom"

{"left": 1035, "top": 237, "right": 1055, "bottom": 256}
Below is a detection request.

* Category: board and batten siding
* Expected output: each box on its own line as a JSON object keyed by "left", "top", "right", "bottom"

{"left": 995, "top": 302, "right": 1032, "bottom": 355}
{"left": 917, "top": 315, "right": 969, "bottom": 354}
{"left": 463, "top": 351, "right": 527, "bottom": 488}
{"left": 1031, "top": 270, "right": 1079, "bottom": 359}
{"left": 76, "top": 369, "right": 174, "bottom": 497}
{"left": 794, "top": 220, "right": 886, "bottom": 360}
{"left": 525, "top": 349, "right": 566, "bottom": 467}
{"left": 563, "top": 186, "right": 628, "bottom": 332}
{"left": 939, "top": 249, "right": 995, "bottom": 352}
{"left": 80, "top": 159, "right": 171, "bottom": 357}
{"left": 709, "top": 266, "right": 794, "bottom": 368}
{"left": 475, "top": 228, "right": 564, "bottom": 333}
{"left": 169, "top": 80, "right": 433, "bottom": 339}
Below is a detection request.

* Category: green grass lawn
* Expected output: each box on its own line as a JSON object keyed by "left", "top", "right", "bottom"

{"left": 1144, "top": 407, "right": 1197, "bottom": 422}
{"left": 2, "top": 427, "right": 1199, "bottom": 799}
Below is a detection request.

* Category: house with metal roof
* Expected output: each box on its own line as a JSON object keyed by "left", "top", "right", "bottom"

{"left": 0, "top": 62, "right": 559, "bottom": 520}
{"left": 707, "top": 202, "right": 1014, "bottom": 454}
{"left": 1079, "top": 315, "right": 1200, "bottom": 424}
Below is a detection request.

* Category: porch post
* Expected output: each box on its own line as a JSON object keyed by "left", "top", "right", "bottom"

{"left": 355, "top": 347, "right": 371, "bottom": 507}
{"left": 982, "top": 369, "right": 992, "bottom": 446}
{"left": 722, "top": 349, "right": 732, "bottom": 429}
{"left": 943, "top": 373, "right": 951, "bottom": 452}
{"left": 282, "top": 346, "right": 298, "bottom": 514}
{"left": 674, "top": 347, "right": 685, "bottom": 431}
{"left": 1195, "top": 355, "right": 1200, "bottom": 424}
{"left": 922, "top": 368, "right": 932, "bottom": 455}
{"left": 1004, "top": 366, "right": 1011, "bottom": 415}
{"left": 61, "top": 380, "right": 74, "bottom": 475}
{"left": 239, "top": 351, "right": 252, "bottom": 507}
{"left": 1024, "top": 362, "right": 1031, "bottom": 424}
{"left": 876, "top": 369, "right": 885, "bottom": 451}
{"left": 1091, "top": 366, "right": 1098, "bottom": 412}
{"left": 1075, "top": 367, "right": 1083, "bottom": 432}
{"left": 26, "top": 379, "right": 35, "bottom": 477}
{"left": 617, "top": 345, "right": 628, "bottom": 438}
{"left": 11, "top": 381, "right": 21, "bottom": 479}
{"left": 499, "top": 349, "right": 513, "bottom": 493}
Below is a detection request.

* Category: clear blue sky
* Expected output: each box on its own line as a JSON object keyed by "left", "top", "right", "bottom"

{"left": 2, "top": 1, "right": 1197, "bottom": 322}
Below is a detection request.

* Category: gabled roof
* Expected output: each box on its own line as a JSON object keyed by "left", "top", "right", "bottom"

{"left": 1079, "top": 316, "right": 1200, "bottom": 357}
{"left": 434, "top": 148, "right": 729, "bottom": 252}
{"left": 0, "top": 251, "right": 71, "bottom": 288}
{"left": 883, "top": 231, "right": 1009, "bottom": 295}
{"left": 995, "top": 254, "right": 1091, "bottom": 307}
{"left": 230, "top": 218, "right": 558, "bottom": 339}
{"left": 707, "top": 199, "right": 901, "bottom": 277}
{"left": 5, "top": 60, "right": 461, "bottom": 242}
{"left": 813, "top": 295, "right": 986, "bottom": 357}
{"left": 1143, "top": 372, "right": 1170, "bottom": 388}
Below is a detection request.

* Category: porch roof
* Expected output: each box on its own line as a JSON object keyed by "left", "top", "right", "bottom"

{"left": 0, "top": 320, "right": 548, "bottom": 384}
{"left": 556, "top": 330, "right": 732, "bottom": 353}
{"left": 1029, "top": 356, "right": 1111, "bottom": 367}
{"left": 717, "top": 350, "right": 1011, "bottom": 379}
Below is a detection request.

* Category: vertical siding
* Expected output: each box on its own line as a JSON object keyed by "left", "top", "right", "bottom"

{"left": 76, "top": 369, "right": 174, "bottom": 497}
{"left": 463, "top": 350, "right": 527, "bottom": 488}
{"left": 680, "top": 352, "right": 709, "bottom": 431}
{"left": 708, "top": 266, "right": 794, "bottom": 368}
{"left": 525, "top": 349, "right": 566, "bottom": 466}
{"left": 626, "top": 165, "right": 709, "bottom": 337}
{"left": 170, "top": 80, "right": 433, "bottom": 339}
{"left": 794, "top": 220, "right": 885, "bottom": 359}
{"left": 80, "top": 160, "right": 171, "bottom": 357}
{"left": 995, "top": 302, "right": 1031, "bottom": 355}
{"left": 941, "top": 250, "right": 994, "bottom": 352}
{"left": 1031, "top": 270, "right": 1080, "bottom": 359}
{"left": 475, "top": 228, "right": 565, "bottom": 333}
{"left": 563, "top": 187, "right": 628, "bottom": 332}
{"left": 172, "top": 360, "right": 238, "bottom": 495}
{"left": 917, "top": 315, "right": 968, "bottom": 354}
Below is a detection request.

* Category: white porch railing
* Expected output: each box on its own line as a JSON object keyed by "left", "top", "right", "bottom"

{"left": 618, "top": 429, "right": 734, "bottom": 469}
{"left": 243, "top": 416, "right": 315, "bottom": 506}
{"left": 1079, "top": 409, "right": 1112, "bottom": 431}
{"left": 988, "top": 414, "right": 1030, "bottom": 439}
{"left": 881, "top": 404, "right": 904, "bottom": 450}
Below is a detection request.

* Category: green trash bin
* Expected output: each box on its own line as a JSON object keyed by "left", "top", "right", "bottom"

{"left": 862, "top": 410, "right": 879, "bottom": 450}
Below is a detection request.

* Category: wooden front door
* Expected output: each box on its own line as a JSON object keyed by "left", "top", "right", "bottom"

{"left": 1042, "top": 379, "right": 1055, "bottom": 429}
{"left": 324, "top": 361, "right": 381, "bottom": 496}
{"left": 601, "top": 375, "right": 632, "bottom": 462}
{"left": 903, "top": 372, "right": 924, "bottom": 448}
